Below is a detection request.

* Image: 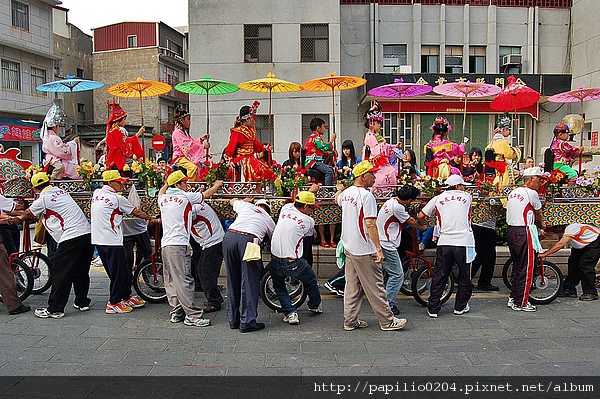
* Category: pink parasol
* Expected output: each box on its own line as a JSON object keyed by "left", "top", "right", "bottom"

{"left": 433, "top": 81, "right": 501, "bottom": 133}
{"left": 368, "top": 78, "right": 433, "bottom": 123}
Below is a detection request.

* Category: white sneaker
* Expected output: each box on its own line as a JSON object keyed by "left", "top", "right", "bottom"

{"left": 170, "top": 312, "right": 185, "bottom": 323}
{"left": 283, "top": 312, "right": 299, "bottom": 324}
{"left": 427, "top": 310, "right": 438, "bottom": 318}
{"left": 512, "top": 302, "right": 537, "bottom": 312}
{"left": 507, "top": 297, "right": 514, "bottom": 308}
{"left": 91, "top": 257, "right": 103, "bottom": 267}
{"left": 183, "top": 315, "right": 211, "bottom": 327}
{"left": 454, "top": 303, "right": 470, "bottom": 315}
{"left": 380, "top": 317, "right": 407, "bottom": 331}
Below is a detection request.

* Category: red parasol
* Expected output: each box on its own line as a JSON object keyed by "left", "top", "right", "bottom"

{"left": 368, "top": 78, "right": 432, "bottom": 123}
{"left": 433, "top": 81, "right": 501, "bottom": 133}
{"left": 491, "top": 75, "right": 541, "bottom": 113}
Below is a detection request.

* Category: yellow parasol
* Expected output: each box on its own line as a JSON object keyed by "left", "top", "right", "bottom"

{"left": 107, "top": 77, "right": 172, "bottom": 154}
{"left": 300, "top": 72, "right": 367, "bottom": 135}
{"left": 237, "top": 72, "right": 301, "bottom": 118}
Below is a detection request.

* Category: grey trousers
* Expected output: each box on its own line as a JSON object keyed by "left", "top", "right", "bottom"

{"left": 161, "top": 245, "right": 204, "bottom": 318}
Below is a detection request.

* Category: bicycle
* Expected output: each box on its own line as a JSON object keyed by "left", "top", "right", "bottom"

{"left": 132, "top": 224, "right": 167, "bottom": 303}
{"left": 402, "top": 227, "right": 455, "bottom": 307}
{"left": 502, "top": 257, "right": 563, "bottom": 304}
{"left": 18, "top": 219, "right": 52, "bottom": 294}
{"left": 259, "top": 261, "right": 307, "bottom": 312}
{"left": 0, "top": 253, "right": 34, "bottom": 303}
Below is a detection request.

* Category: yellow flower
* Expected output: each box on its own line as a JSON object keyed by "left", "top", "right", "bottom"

{"left": 123, "top": 164, "right": 131, "bottom": 171}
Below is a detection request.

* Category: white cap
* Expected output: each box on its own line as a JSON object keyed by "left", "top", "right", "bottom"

{"left": 255, "top": 198, "right": 272, "bottom": 212}
{"left": 522, "top": 167, "right": 546, "bottom": 177}
{"left": 444, "top": 174, "right": 466, "bottom": 187}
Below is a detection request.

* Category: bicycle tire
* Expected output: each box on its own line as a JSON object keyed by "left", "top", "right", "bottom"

{"left": 502, "top": 258, "right": 562, "bottom": 305}
{"left": 411, "top": 264, "right": 455, "bottom": 307}
{"left": 0, "top": 258, "right": 34, "bottom": 303}
{"left": 19, "top": 251, "right": 52, "bottom": 294}
{"left": 400, "top": 256, "right": 427, "bottom": 296}
{"left": 259, "top": 270, "right": 307, "bottom": 312}
{"left": 133, "top": 259, "right": 167, "bottom": 303}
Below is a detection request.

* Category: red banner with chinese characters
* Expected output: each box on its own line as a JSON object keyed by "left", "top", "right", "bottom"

{"left": 0, "top": 118, "right": 40, "bottom": 141}
{"left": 379, "top": 100, "right": 538, "bottom": 119}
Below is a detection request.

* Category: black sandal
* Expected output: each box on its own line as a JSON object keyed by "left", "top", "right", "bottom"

{"left": 203, "top": 305, "right": 221, "bottom": 313}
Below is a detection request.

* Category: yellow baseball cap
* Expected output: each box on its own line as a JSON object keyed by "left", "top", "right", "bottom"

{"left": 295, "top": 191, "right": 316, "bottom": 205}
{"left": 167, "top": 170, "right": 189, "bottom": 186}
{"left": 352, "top": 160, "right": 378, "bottom": 178}
{"left": 102, "top": 170, "right": 128, "bottom": 182}
{"left": 31, "top": 172, "right": 49, "bottom": 188}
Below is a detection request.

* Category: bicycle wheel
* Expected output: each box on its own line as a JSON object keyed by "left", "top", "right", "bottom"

{"left": 502, "top": 258, "right": 562, "bottom": 304}
{"left": 259, "top": 270, "right": 307, "bottom": 312}
{"left": 19, "top": 251, "right": 52, "bottom": 294}
{"left": 133, "top": 259, "right": 167, "bottom": 303}
{"left": 400, "top": 256, "right": 427, "bottom": 296}
{"left": 411, "top": 264, "right": 455, "bottom": 307}
{"left": 0, "top": 258, "right": 34, "bottom": 303}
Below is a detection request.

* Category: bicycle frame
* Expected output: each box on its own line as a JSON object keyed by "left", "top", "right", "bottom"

{"left": 148, "top": 224, "right": 162, "bottom": 286}
{"left": 404, "top": 226, "right": 434, "bottom": 274}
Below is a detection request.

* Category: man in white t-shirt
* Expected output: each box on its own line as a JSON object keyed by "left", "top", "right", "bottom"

{"left": 335, "top": 160, "right": 407, "bottom": 332}
{"left": 505, "top": 166, "right": 546, "bottom": 312}
{"left": 418, "top": 174, "right": 475, "bottom": 318}
{"left": 15, "top": 172, "right": 93, "bottom": 318}
{"left": 222, "top": 197, "right": 275, "bottom": 333}
{"left": 91, "top": 170, "right": 157, "bottom": 315}
{"left": 270, "top": 189, "right": 322, "bottom": 325}
{"left": 158, "top": 170, "right": 222, "bottom": 327}
{"left": 377, "top": 185, "right": 427, "bottom": 316}
{"left": 539, "top": 223, "right": 600, "bottom": 301}
{"left": 191, "top": 201, "right": 225, "bottom": 312}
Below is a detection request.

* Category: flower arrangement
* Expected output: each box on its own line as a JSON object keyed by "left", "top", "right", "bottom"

{"left": 280, "top": 165, "right": 308, "bottom": 194}
{"left": 204, "top": 162, "right": 229, "bottom": 185}
{"left": 574, "top": 166, "right": 600, "bottom": 195}
{"left": 76, "top": 158, "right": 102, "bottom": 185}
{"left": 131, "top": 158, "right": 169, "bottom": 188}
{"left": 24, "top": 165, "right": 43, "bottom": 180}
{"left": 413, "top": 175, "right": 444, "bottom": 197}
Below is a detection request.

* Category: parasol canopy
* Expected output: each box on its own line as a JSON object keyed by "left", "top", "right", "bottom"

{"left": 108, "top": 77, "right": 172, "bottom": 154}
{"left": 368, "top": 78, "right": 432, "bottom": 122}
{"left": 300, "top": 72, "right": 367, "bottom": 135}
{"left": 491, "top": 75, "right": 541, "bottom": 113}
{"left": 175, "top": 76, "right": 238, "bottom": 159}
{"left": 548, "top": 85, "right": 600, "bottom": 147}
{"left": 36, "top": 76, "right": 105, "bottom": 135}
{"left": 433, "top": 81, "right": 501, "bottom": 133}
{"left": 237, "top": 72, "right": 300, "bottom": 118}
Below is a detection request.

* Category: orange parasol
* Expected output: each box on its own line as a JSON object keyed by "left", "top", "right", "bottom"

{"left": 238, "top": 72, "right": 301, "bottom": 119}
{"left": 300, "top": 72, "right": 367, "bottom": 135}
{"left": 107, "top": 77, "right": 172, "bottom": 154}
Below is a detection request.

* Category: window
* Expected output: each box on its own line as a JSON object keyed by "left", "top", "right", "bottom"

{"left": 469, "top": 46, "right": 486, "bottom": 74}
{"left": 445, "top": 46, "right": 463, "bottom": 73}
{"left": 165, "top": 39, "right": 183, "bottom": 58}
{"left": 499, "top": 46, "right": 521, "bottom": 74}
{"left": 2, "top": 60, "right": 21, "bottom": 91}
{"left": 301, "top": 114, "right": 330, "bottom": 146}
{"left": 11, "top": 1, "right": 28, "bottom": 31}
{"left": 30, "top": 67, "right": 46, "bottom": 95}
{"left": 163, "top": 66, "right": 179, "bottom": 86}
{"left": 301, "top": 24, "right": 329, "bottom": 62}
{"left": 77, "top": 103, "right": 86, "bottom": 113}
{"left": 382, "top": 44, "right": 408, "bottom": 72}
{"left": 421, "top": 45, "right": 439, "bottom": 73}
{"left": 244, "top": 24, "right": 272, "bottom": 63}
{"left": 127, "top": 35, "right": 137, "bottom": 48}
{"left": 76, "top": 68, "right": 84, "bottom": 79}
{"left": 383, "top": 114, "right": 412, "bottom": 149}
{"left": 255, "top": 115, "right": 274, "bottom": 147}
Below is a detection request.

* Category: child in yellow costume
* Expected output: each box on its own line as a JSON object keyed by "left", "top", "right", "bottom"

{"left": 485, "top": 115, "right": 521, "bottom": 187}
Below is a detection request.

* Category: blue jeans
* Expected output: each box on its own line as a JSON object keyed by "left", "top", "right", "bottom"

{"left": 311, "top": 161, "right": 334, "bottom": 186}
{"left": 381, "top": 247, "right": 404, "bottom": 307}
{"left": 269, "top": 257, "right": 321, "bottom": 315}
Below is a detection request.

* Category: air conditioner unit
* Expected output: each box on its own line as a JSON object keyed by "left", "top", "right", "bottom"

{"left": 395, "top": 65, "right": 412, "bottom": 73}
{"left": 384, "top": 57, "right": 401, "bottom": 67}
{"left": 502, "top": 54, "right": 522, "bottom": 66}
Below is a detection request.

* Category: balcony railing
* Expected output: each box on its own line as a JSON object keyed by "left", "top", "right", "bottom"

{"left": 340, "top": 0, "right": 570, "bottom": 7}
{"left": 159, "top": 78, "right": 189, "bottom": 101}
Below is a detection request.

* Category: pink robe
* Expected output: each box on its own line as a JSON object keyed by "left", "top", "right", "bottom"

{"left": 172, "top": 128, "right": 205, "bottom": 164}
{"left": 363, "top": 131, "right": 398, "bottom": 187}
{"left": 43, "top": 130, "right": 78, "bottom": 179}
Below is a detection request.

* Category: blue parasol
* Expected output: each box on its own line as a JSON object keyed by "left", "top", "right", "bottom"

{"left": 36, "top": 75, "right": 105, "bottom": 135}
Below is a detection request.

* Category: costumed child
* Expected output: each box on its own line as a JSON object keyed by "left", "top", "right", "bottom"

{"left": 224, "top": 101, "right": 275, "bottom": 182}
{"left": 423, "top": 116, "right": 465, "bottom": 180}
{"left": 484, "top": 115, "right": 520, "bottom": 186}
{"left": 362, "top": 100, "right": 400, "bottom": 187}
{"left": 171, "top": 105, "right": 210, "bottom": 181}
{"left": 105, "top": 101, "right": 144, "bottom": 171}
{"left": 550, "top": 123, "right": 581, "bottom": 185}
{"left": 40, "top": 104, "right": 79, "bottom": 180}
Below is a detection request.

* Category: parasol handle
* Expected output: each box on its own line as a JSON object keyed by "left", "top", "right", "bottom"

{"left": 205, "top": 92, "right": 211, "bottom": 162}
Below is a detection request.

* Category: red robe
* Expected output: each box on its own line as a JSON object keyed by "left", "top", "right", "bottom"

{"left": 106, "top": 126, "right": 143, "bottom": 170}
{"left": 225, "top": 125, "right": 274, "bottom": 181}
